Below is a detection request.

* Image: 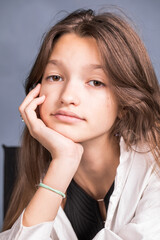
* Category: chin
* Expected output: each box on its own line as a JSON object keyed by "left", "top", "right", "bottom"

{"left": 48, "top": 125, "right": 83, "bottom": 143}
{"left": 41, "top": 117, "right": 88, "bottom": 143}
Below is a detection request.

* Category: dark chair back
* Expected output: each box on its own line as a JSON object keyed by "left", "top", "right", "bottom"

{"left": 2, "top": 145, "right": 19, "bottom": 218}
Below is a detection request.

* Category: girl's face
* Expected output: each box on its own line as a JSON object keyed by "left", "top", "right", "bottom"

{"left": 39, "top": 33, "right": 118, "bottom": 143}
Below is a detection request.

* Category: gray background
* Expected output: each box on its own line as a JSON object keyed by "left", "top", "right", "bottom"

{"left": 0, "top": 0, "right": 160, "bottom": 229}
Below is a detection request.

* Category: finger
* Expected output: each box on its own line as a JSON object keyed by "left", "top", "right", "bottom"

{"left": 19, "top": 84, "right": 41, "bottom": 115}
{"left": 24, "top": 95, "right": 45, "bottom": 128}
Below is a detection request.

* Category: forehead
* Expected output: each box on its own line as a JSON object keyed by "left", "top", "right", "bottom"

{"left": 49, "top": 33, "right": 103, "bottom": 66}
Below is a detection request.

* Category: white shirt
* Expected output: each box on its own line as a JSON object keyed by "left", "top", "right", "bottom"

{"left": 1, "top": 138, "right": 160, "bottom": 240}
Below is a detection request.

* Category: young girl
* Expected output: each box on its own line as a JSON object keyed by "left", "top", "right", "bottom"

{"left": 1, "top": 8, "right": 160, "bottom": 240}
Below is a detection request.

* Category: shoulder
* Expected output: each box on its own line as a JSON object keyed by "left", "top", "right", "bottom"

{"left": 120, "top": 137, "right": 157, "bottom": 170}
{"left": 118, "top": 137, "right": 159, "bottom": 190}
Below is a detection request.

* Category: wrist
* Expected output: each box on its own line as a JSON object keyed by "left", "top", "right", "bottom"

{"left": 43, "top": 158, "right": 75, "bottom": 193}
{"left": 38, "top": 182, "right": 66, "bottom": 198}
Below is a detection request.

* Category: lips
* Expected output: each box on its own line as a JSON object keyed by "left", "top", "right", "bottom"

{"left": 52, "top": 110, "right": 85, "bottom": 121}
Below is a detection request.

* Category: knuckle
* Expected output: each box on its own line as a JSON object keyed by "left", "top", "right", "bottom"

{"left": 24, "top": 107, "right": 29, "bottom": 115}
{"left": 19, "top": 105, "right": 23, "bottom": 113}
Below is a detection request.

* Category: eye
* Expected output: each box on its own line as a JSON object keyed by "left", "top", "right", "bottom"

{"left": 88, "top": 80, "right": 105, "bottom": 87}
{"left": 46, "top": 75, "right": 63, "bottom": 82}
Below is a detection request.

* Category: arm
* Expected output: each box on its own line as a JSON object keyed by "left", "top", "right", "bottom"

{"left": 20, "top": 84, "right": 83, "bottom": 227}
{"left": 0, "top": 84, "right": 82, "bottom": 239}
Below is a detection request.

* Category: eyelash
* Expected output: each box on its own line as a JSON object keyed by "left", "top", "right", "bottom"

{"left": 46, "top": 75, "right": 105, "bottom": 88}
{"left": 88, "top": 80, "right": 105, "bottom": 87}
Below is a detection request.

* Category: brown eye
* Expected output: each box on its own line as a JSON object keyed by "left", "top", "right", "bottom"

{"left": 88, "top": 80, "right": 105, "bottom": 87}
{"left": 47, "top": 75, "right": 63, "bottom": 82}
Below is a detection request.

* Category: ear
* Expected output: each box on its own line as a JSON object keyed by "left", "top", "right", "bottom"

{"left": 118, "top": 107, "right": 126, "bottom": 119}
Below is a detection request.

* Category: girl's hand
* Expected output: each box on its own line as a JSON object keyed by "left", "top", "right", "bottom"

{"left": 19, "top": 84, "right": 83, "bottom": 169}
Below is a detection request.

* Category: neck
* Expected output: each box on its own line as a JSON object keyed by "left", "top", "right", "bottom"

{"left": 74, "top": 135, "right": 120, "bottom": 199}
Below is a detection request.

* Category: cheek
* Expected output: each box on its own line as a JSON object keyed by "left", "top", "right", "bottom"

{"left": 39, "top": 101, "right": 48, "bottom": 121}
{"left": 39, "top": 93, "right": 51, "bottom": 119}
{"left": 39, "top": 85, "right": 48, "bottom": 97}
{"left": 101, "top": 97, "right": 118, "bottom": 124}
{"left": 39, "top": 92, "right": 59, "bottom": 121}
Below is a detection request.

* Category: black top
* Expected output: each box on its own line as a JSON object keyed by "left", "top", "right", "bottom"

{"left": 64, "top": 179, "right": 114, "bottom": 240}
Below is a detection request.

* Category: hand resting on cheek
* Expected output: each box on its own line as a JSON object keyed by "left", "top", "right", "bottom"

{"left": 19, "top": 83, "right": 83, "bottom": 166}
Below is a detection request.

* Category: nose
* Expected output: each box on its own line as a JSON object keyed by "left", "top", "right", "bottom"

{"left": 60, "top": 81, "right": 80, "bottom": 106}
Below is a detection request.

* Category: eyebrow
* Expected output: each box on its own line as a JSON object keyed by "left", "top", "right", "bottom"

{"left": 47, "top": 59, "right": 104, "bottom": 70}
{"left": 48, "top": 59, "right": 62, "bottom": 66}
{"left": 86, "top": 64, "right": 104, "bottom": 70}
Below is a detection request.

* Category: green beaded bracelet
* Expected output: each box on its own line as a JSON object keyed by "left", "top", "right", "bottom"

{"left": 38, "top": 183, "right": 66, "bottom": 198}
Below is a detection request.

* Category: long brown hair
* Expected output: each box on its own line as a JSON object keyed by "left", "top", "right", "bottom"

{"left": 3, "top": 8, "right": 160, "bottom": 231}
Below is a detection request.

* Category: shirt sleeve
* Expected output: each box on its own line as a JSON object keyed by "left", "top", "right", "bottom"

{"left": 0, "top": 207, "right": 77, "bottom": 240}
{"left": 93, "top": 171, "right": 160, "bottom": 240}
{"left": 0, "top": 210, "right": 57, "bottom": 240}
